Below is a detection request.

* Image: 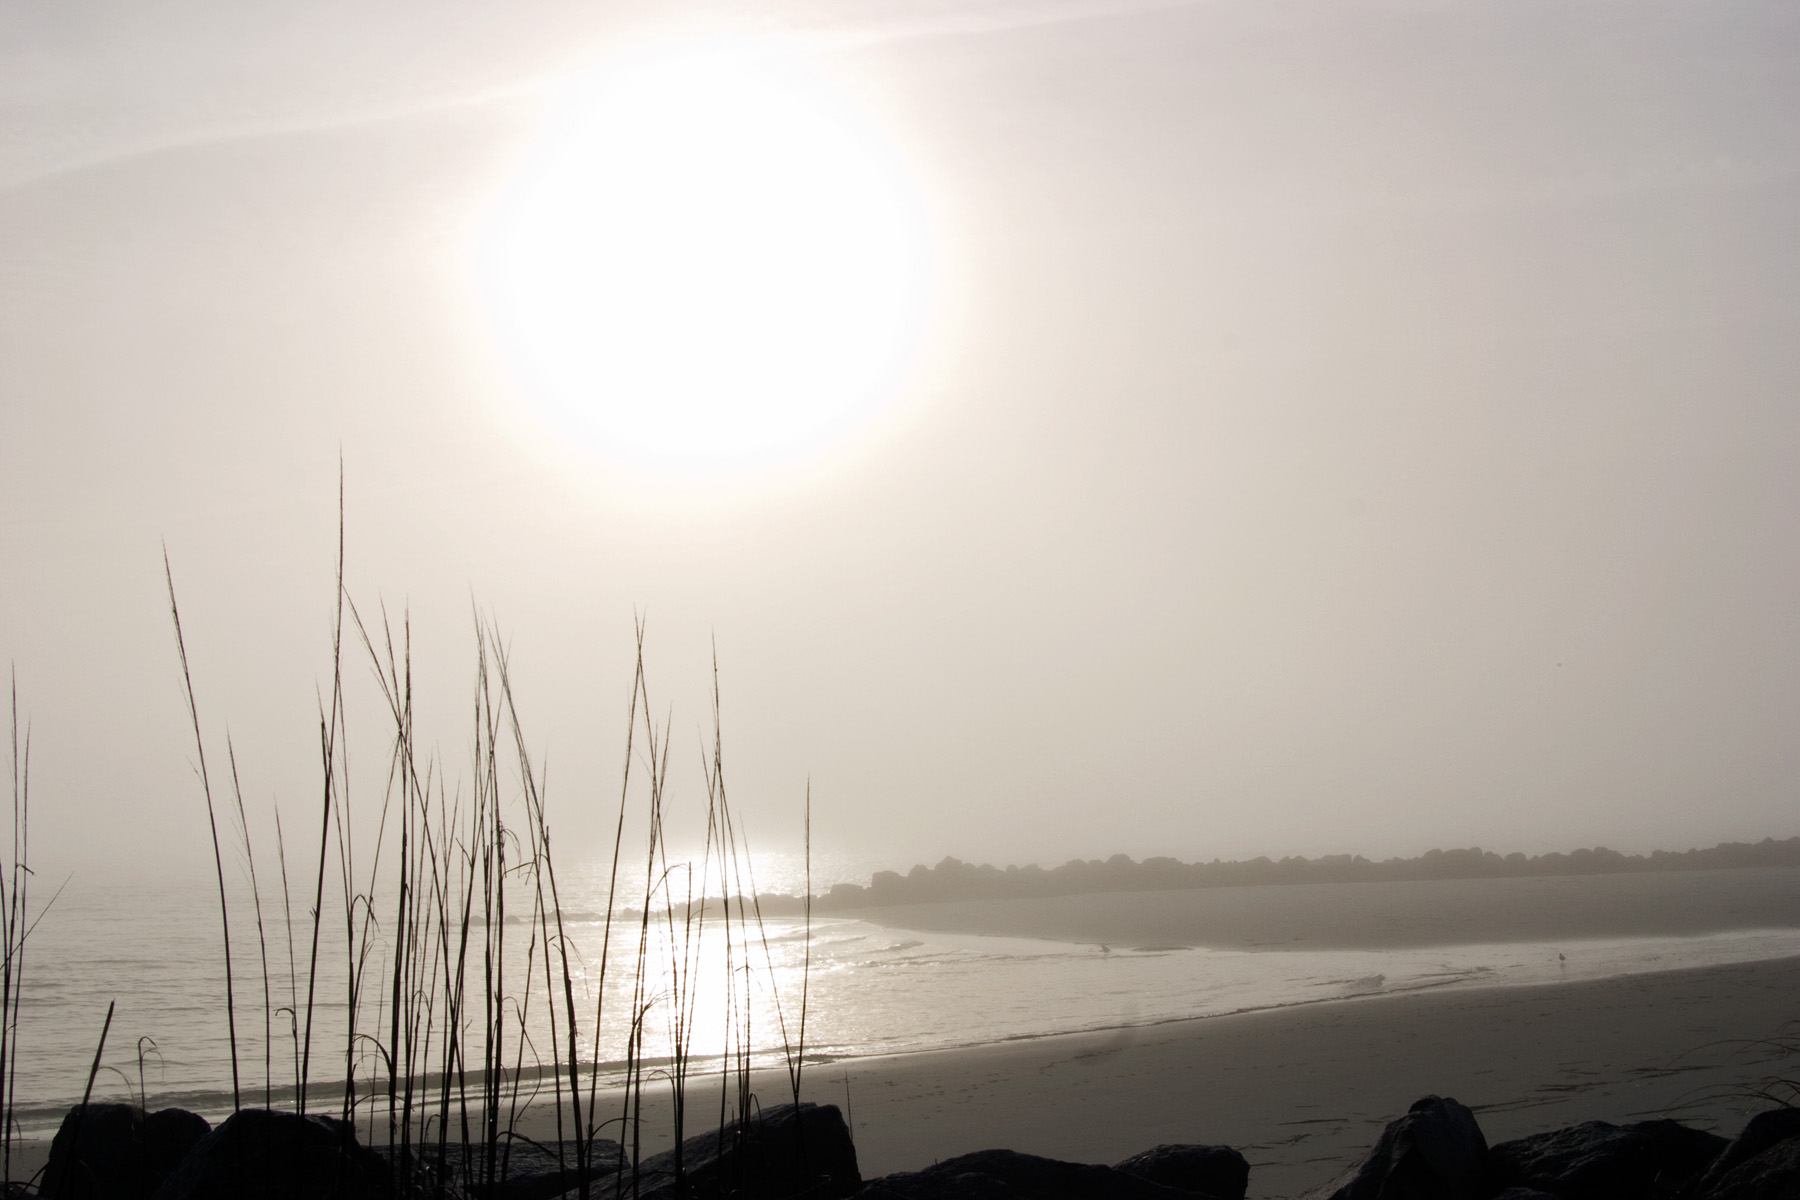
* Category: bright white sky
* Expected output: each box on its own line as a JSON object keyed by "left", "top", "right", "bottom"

{"left": 3, "top": 0, "right": 1798, "bottom": 882}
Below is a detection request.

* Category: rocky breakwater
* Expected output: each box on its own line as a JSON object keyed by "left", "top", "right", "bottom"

{"left": 24, "top": 1093, "right": 1800, "bottom": 1199}
{"left": 1300, "top": 1094, "right": 1799, "bottom": 1200}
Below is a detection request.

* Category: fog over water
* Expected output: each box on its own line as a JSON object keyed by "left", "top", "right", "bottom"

{"left": 7, "top": 11, "right": 1800, "bottom": 1194}
{"left": 15, "top": 865, "right": 1799, "bottom": 1132}
{"left": 4, "top": 1, "right": 1800, "bottom": 888}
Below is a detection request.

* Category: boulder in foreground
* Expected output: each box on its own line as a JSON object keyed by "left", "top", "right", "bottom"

{"left": 596, "top": 1101, "right": 859, "bottom": 1200}
{"left": 1307, "top": 1094, "right": 1488, "bottom": 1200}
{"left": 857, "top": 1147, "right": 1222, "bottom": 1200}
{"left": 1684, "top": 1106, "right": 1800, "bottom": 1200}
{"left": 148, "top": 1108, "right": 391, "bottom": 1200}
{"left": 43, "top": 1103, "right": 211, "bottom": 1200}
{"left": 1487, "top": 1117, "right": 1725, "bottom": 1199}
{"left": 1113, "top": 1144, "right": 1249, "bottom": 1200}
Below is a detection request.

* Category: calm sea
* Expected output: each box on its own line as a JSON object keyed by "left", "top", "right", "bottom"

{"left": 12, "top": 860, "right": 1800, "bottom": 1133}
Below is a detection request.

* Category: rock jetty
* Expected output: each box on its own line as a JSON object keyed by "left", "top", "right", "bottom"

{"left": 29, "top": 1094, "right": 1800, "bottom": 1199}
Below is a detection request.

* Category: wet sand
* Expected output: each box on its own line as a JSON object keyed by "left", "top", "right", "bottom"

{"left": 814, "top": 954, "right": 1800, "bottom": 1196}
{"left": 789, "top": 874, "right": 1800, "bottom": 1194}
{"left": 462, "top": 953, "right": 1799, "bottom": 1198}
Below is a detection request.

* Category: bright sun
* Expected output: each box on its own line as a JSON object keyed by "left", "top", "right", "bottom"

{"left": 479, "top": 40, "right": 935, "bottom": 476}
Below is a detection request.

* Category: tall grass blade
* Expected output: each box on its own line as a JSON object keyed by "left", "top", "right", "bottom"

{"left": 163, "top": 551, "right": 240, "bottom": 1112}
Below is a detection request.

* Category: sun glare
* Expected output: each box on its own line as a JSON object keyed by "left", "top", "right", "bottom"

{"left": 479, "top": 40, "right": 935, "bottom": 476}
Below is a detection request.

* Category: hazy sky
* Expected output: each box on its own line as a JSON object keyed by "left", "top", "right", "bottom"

{"left": 3, "top": 0, "right": 1798, "bottom": 883}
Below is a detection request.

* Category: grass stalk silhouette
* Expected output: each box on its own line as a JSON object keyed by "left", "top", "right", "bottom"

{"left": 226, "top": 741, "right": 275, "bottom": 1109}
{"left": 52, "top": 1001, "right": 115, "bottom": 1200}
{"left": 163, "top": 551, "right": 241, "bottom": 1113}
{"left": 148, "top": 502, "right": 821, "bottom": 1200}
{"left": 3, "top": 674, "right": 32, "bottom": 1183}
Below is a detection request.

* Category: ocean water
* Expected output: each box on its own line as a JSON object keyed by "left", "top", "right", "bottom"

{"left": 11, "top": 863, "right": 1800, "bottom": 1133}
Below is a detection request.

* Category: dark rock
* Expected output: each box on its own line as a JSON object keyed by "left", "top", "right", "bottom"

{"left": 1625, "top": 1120, "right": 1730, "bottom": 1187}
{"left": 1488, "top": 1117, "right": 1725, "bottom": 1199}
{"left": 1686, "top": 1107, "right": 1800, "bottom": 1200}
{"left": 1113, "top": 1144, "right": 1249, "bottom": 1199}
{"left": 1308, "top": 1095, "right": 1489, "bottom": 1200}
{"left": 858, "top": 1148, "right": 1212, "bottom": 1200}
{"left": 42, "top": 1103, "right": 210, "bottom": 1200}
{"left": 857, "top": 1163, "right": 1018, "bottom": 1200}
{"left": 598, "top": 1102, "right": 860, "bottom": 1200}
{"left": 1490, "top": 1190, "right": 1560, "bottom": 1200}
{"left": 148, "top": 1108, "right": 392, "bottom": 1200}
{"left": 380, "top": 1136, "right": 623, "bottom": 1200}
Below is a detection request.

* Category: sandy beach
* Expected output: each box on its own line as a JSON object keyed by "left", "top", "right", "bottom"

{"left": 818, "top": 954, "right": 1800, "bottom": 1196}
{"left": 518, "top": 953, "right": 1790, "bottom": 1199}
{"left": 587, "top": 876, "right": 1800, "bottom": 1197}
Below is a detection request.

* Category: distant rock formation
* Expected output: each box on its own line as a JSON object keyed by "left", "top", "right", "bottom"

{"left": 802, "top": 836, "right": 1800, "bottom": 911}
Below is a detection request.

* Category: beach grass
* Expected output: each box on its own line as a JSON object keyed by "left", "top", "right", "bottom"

{"left": 3, "top": 675, "right": 34, "bottom": 1183}
{"left": 146, "top": 509, "right": 819, "bottom": 1198}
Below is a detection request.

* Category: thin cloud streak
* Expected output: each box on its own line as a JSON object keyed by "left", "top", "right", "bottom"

{"left": 0, "top": 0, "right": 1200, "bottom": 192}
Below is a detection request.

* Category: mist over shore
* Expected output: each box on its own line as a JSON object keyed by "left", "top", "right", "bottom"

{"left": 727, "top": 835, "right": 1800, "bottom": 914}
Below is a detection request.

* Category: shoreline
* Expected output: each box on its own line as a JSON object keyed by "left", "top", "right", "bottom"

{"left": 17, "top": 929, "right": 1792, "bottom": 1136}
{"left": 744, "top": 939, "right": 1798, "bottom": 1076}
{"left": 15, "top": 868, "right": 1793, "bottom": 1118}
{"left": 572, "top": 952, "right": 1800, "bottom": 1197}
{"left": 820, "top": 952, "right": 1800, "bottom": 1195}
{"left": 11, "top": 955, "right": 1798, "bottom": 1194}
